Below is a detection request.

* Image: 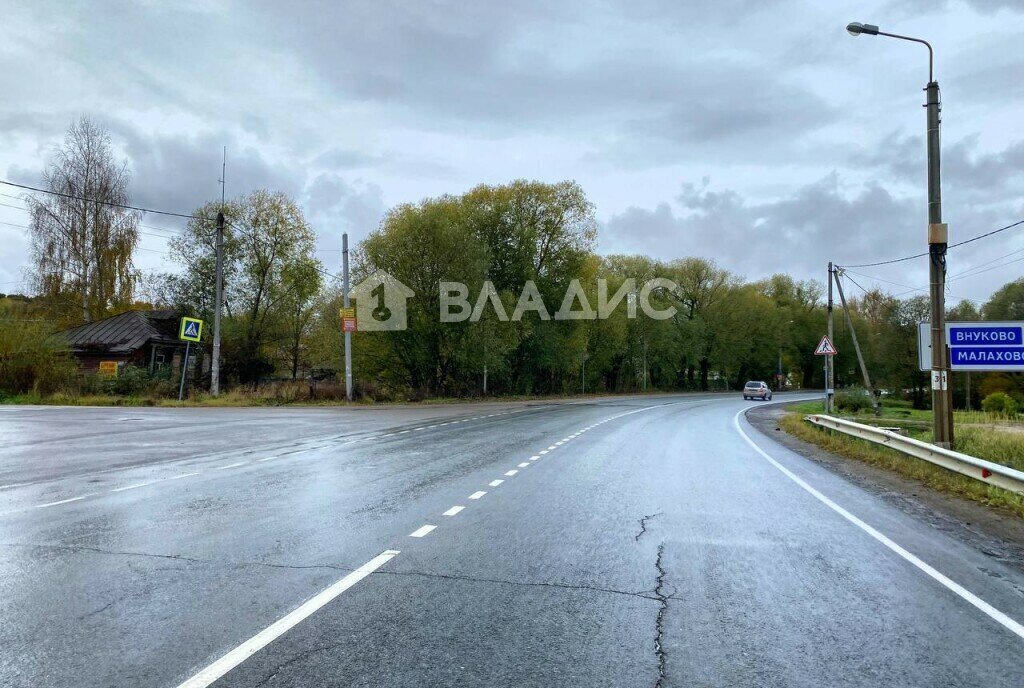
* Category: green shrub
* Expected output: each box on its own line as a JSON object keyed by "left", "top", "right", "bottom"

{"left": 981, "top": 392, "right": 1019, "bottom": 416}
{"left": 0, "top": 306, "right": 77, "bottom": 394}
{"left": 836, "top": 387, "right": 873, "bottom": 413}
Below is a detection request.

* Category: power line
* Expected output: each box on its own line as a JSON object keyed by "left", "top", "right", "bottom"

{"left": 838, "top": 217, "right": 1024, "bottom": 268}
{"left": 0, "top": 179, "right": 216, "bottom": 221}
{"left": 3, "top": 179, "right": 335, "bottom": 280}
{"left": 949, "top": 254, "right": 1024, "bottom": 284}
{"left": 948, "top": 246, "right": 1024, "bottom": 280}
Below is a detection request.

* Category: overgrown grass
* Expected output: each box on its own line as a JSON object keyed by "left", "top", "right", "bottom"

{"left": 779, "top": 413, "right": 1024, "bottom": 518}
{"left": 788, "top": 399, "right": 1023, "bottom": 427}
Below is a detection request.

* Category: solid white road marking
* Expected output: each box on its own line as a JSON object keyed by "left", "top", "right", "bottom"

{"left": 217, "top": 461, "right": 248, "bottom": 470}
{"left": 174, "top": 550, "right": 399, "bottom": 688}
{"left": 170, "top": 472, "right": 201, "bottom": 480}
{"left": 36, "top": 494, "right": 94, "bottom": 508}
{"left": 443, "top": 506, "right": 465, "bottom": 516}
{"left": 469, "top": 491, "right": 487, "bottom": 499}
{"left": 409, "top": 525, "right": 436, "bottom": 538}
{"left": 505, "top": 470, "right": 518, "bottom": 476}
{"left": 489, "top": 479, "right": 504, "bottom": 487}
{"left": 733, "top": 409, "right": 1024, "bottom": 642}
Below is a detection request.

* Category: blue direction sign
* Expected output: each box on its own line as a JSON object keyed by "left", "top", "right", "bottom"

{"left": 948, "top": 321, "right": 1024, "bottom": 371}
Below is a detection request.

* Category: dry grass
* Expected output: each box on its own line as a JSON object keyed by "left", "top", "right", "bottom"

{"left": 780, "top": 413, "right": 1024, "bottom": 519}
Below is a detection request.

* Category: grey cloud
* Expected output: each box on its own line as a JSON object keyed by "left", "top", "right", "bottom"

{"left": 852, "top": 131, "right": 1024, "bottom": 206}
{"left": 304, "top": 173, "right": 386, "bottom": 253}
{"left": 603, "top": 174, "right": 920, "bottom": 282}
{"left": 312, "top": 149, "right": 387, "bottom": 170}
{"left": 103, "top": 120, "right": 305, "bottom": 218}
{"left": 887, "top": 0, "right": 1024, "bottom": 15}
{"left": 603, "top": 172, "right": 1024, "bottom": 302}
{"left": 246, "top": 0, "right": 833, "bottom": 152}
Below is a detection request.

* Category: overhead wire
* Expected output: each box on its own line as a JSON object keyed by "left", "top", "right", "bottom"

{"left": 837, "top": 217, "right": 1024, "bottom": 269}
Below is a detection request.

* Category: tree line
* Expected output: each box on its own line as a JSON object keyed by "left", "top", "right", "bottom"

{"left": 3, "top": 117, "right": 1022, "bottom": 406}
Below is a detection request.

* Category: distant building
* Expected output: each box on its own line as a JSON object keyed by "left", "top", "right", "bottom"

{"left": 57, "top": 309, "right": 190, "bottom": 374}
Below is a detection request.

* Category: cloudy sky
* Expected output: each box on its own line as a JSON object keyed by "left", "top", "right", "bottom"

{"left": 1, "top": 0, "right": 1022, "bottom": 305}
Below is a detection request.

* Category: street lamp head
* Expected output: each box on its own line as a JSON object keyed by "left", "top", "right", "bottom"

{"left": 847, "top": 22, "right": 880, "bottom": 36}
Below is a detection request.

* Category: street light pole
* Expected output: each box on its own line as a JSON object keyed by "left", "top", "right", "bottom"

{"left": 847, "top": 21, "right": 953, "bottom": 447}
{"left": 343, "top": 232, "right": 353, "bottom": 401}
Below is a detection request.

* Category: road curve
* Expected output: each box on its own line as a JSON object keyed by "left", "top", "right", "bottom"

{"left": 0, "top": 393, "right": 1022, "bottom": 687}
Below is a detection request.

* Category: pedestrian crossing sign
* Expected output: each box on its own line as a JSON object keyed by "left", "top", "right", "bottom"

{"left": 179, "top": 316, "right": 204, "bottom": 342}
{"left": 814, "top": 335, "right": 837, "bottom": 356}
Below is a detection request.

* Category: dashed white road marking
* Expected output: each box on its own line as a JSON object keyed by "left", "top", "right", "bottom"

{"left": 111, "top": 480, "right": 161, "bottom": 493}
{"left": 170, "top": 472, "right": 201, "bottom": 480}
{"left": 174, "top": 549, "right": 400, "bottom": 688}
{"left": 539, "top": 450, "right": 549, "bottom": 455}
{"left": 469, "top": 491, "right": 487, "bottom": 499}
{"left": 217, "top": 461, "right": 248, "bottom": 470}
{"left": 546, "top": 445, "right": 557, "bottom": 451}
{"left": 504, "top": 470, "right": 518, "bottom": 476}
{"left": 443, "top": 506, "right": 465, "bottom": 516}
{"left": 529, "top": 455, "right": 540, "bottom": 461}
{"left": 733, "top": 408, "right": 1024, "bottom": 643}
{"left": 409, "top": 524, "right": 436, "bottom": 538}
{"left": 488, "top": 479, "right": 504, "bottom": 487}
{"left": 37, "top": 494, "right": 94, "bottom": 508}
{"left": 518, "top": 462, "right": 530, "bottom": 468}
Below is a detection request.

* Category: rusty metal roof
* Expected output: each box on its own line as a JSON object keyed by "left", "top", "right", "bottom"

{"left": 59, "top": 310, "right": 184, "bottom": 354}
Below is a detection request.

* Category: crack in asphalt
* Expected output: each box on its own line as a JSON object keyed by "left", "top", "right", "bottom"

{"left": 635, "top": 512, "right": 663, "bottom": 541}
{"left": 377, "top": 568, "right": 661, "bottom": 601}
{"left": 252, "top": 642, "right": 350, "bottom": 688}
{"left": 0, "top": 542, "right": 354, "bottom": 573}
{"left": 78, "top": 593, "right": 130, "bottom": 621}
{"left": 653, "top": 543, "right": 669, "bottom": 688}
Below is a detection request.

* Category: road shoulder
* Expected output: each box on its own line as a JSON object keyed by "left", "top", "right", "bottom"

{"left": 746, "top": 402, "right": 1024, "bottom": 574}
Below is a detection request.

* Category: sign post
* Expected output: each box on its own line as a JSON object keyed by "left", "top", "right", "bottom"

{"left": 178, "top": 317, "right": 204, "bottom": 401}
{"left": 815, "top": 335, "right": 837, "bottom": 410}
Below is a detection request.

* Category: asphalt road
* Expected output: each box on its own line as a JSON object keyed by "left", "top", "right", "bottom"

{"left": 1, "top": 393, "right": 1023, "bottom": 687}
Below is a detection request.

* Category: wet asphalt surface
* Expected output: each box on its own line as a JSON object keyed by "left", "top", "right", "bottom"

{"left": 1, "top": 393, "right": 1023, "bottom": 687}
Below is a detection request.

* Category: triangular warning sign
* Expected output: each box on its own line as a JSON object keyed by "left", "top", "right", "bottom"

{"left": 814, "top": 335, "right": 837, "bottom": 356}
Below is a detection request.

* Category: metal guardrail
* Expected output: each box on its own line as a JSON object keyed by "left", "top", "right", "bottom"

{"left": 805, "top": 414, "right": 1024, "bottom": 496}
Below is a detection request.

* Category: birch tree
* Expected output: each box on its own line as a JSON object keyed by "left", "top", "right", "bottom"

{"left": 27, "top": 117, "right": 139, "bottom": 323}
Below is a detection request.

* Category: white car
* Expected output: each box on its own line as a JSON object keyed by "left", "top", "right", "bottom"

{"left": 743, "top": 381, "right": 773, "bottom": 401}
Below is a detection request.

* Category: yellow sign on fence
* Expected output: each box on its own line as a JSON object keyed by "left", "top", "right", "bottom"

{"left": 98, "top": 361, "right": 119, "bottom": 377}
